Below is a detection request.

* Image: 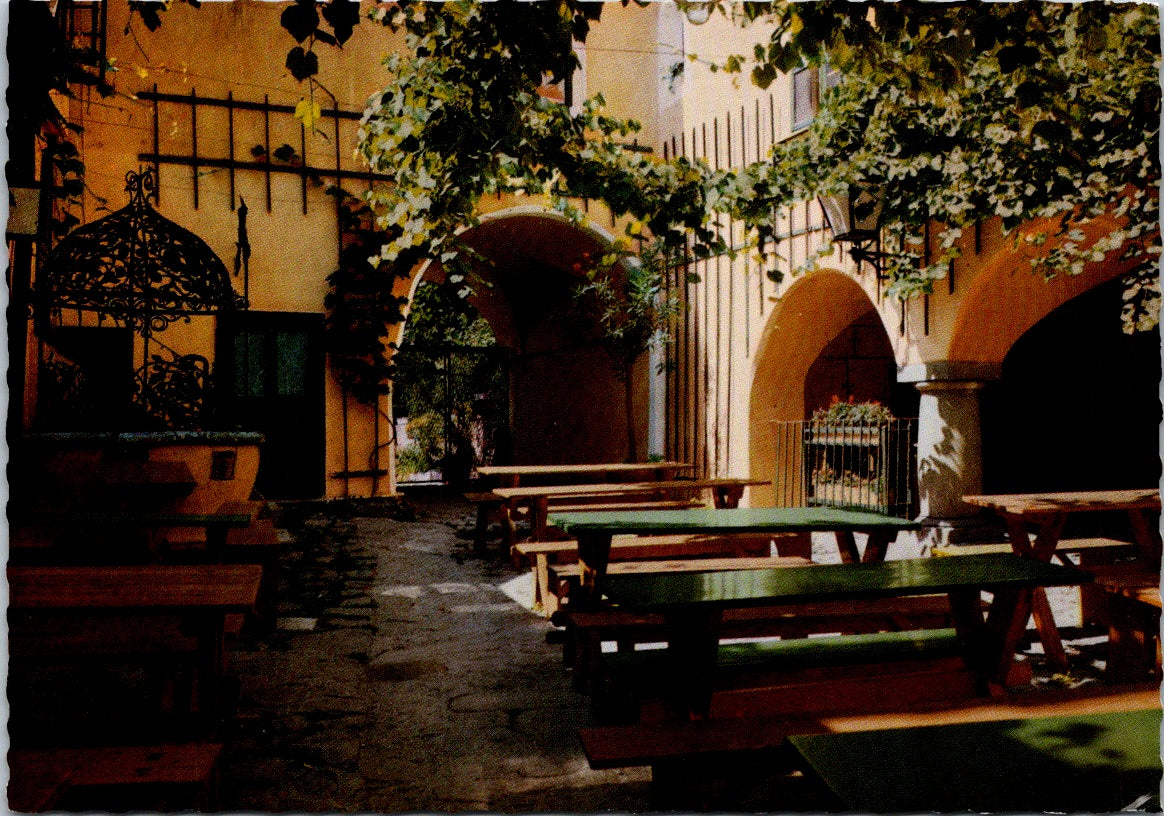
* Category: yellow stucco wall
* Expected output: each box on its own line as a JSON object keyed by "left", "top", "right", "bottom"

{"left": 31, "top": 3, "right": 1143, "bottom": 500}
{"left": 659, "top": 15, "right": 1146, "bottom": 505}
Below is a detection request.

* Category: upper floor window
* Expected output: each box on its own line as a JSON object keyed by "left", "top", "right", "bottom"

{"left": 791, "top": 67, "right": 818, "bottom": 131}
{"left": 792, "top": 64, "right": 843, "bottom": 131}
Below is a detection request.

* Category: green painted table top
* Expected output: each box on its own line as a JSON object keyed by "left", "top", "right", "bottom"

{"left": 789, "top": 707, "right": 1162, "bottom": 812}
{"left": 550, "top": 506, "right": 920, "bottom": 535}
{"left": 601, "top": 553, "right": 1091, "bottom": 610}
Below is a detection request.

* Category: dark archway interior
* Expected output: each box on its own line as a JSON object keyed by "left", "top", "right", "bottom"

{"left": 454, "top": 216, "right": 639, "bottom": 464}
{"left": 981, "top": 276, "right": 1161, "bottom": 498}
{"left": 804, "top": 309, "right": 920, "bottom": 419}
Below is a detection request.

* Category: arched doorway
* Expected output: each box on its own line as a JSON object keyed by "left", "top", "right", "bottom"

{"left": 402, "top": 210, "right": 646, "bottom": 470}
{"left": 980, "top": 276, "right": 1161, "bottom": 496}
{"left": 749, "top": 272, "right": 910, "bottom": 507}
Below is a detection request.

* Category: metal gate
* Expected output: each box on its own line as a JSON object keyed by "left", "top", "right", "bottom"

{"left": 392, "top": 345, "right": 510, "bottom": 485}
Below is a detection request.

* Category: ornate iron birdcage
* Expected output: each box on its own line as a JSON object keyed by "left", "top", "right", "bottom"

{"left": 36, "top": 168, "right": 245, "bottom": 428}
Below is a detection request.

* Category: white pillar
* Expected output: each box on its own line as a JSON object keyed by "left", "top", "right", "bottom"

{"left": 914, "top": 379, "right": 986, "bottom": 548}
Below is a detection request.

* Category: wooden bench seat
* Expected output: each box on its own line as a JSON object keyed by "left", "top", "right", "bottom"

{"left": 1092, "top": 566, "right": 1162, "bottom": 683}
{"left": 543, "top": 556, "right": 809, "bottom": 617}
{"left": 933, "top": 537, "right": 1134, "bottom": 562}
{"left": 558, "top": 595, "right": 955, "bottom": 689}
{"left": 593, "top": 628, "right": 977, "bottom": 724}
{"left": 935, "top": 537, "right": 1139, "bottom": 625}
{"left": 9, "top": 743, "right": 222, "bottom": 812}
{"left": 515, "top": 533, "right": 785, "bottom": 605}
{"left": 579, "top": 679, "right": 1160, "bottom": 770}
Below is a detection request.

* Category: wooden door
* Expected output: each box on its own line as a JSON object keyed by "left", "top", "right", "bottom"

{"left": 217, "top": 311, "right": 324, "bottom": 498}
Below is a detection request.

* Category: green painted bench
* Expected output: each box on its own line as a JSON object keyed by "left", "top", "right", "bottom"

{"left": 593, "top": 628, "right": 974, "bottom": 722}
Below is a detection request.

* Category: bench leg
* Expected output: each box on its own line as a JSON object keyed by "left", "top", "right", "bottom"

{"left": 1106, "top": 593, "right": 1162, "bottom": 683}
{"left": 663, "top": 608, "right": 723, "bottom": 720}
{"left": 1029, "top": 587, "right": 1069, "bottom": 670}
{"left": 473, "top": 503, "right": 492, "bottom": 553}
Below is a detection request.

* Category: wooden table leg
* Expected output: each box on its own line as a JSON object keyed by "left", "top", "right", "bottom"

{"left": 500, "top": 499, "right": 519, "bottom": 553}
{"left": 574, "top": 531, "right": 612, "bottom": 610}
{"left": 662, "top": 606, "right": 724, "bottom": 720}
{"left": 533, "top": 497, "right": 550, "bottom": 540}
{"left": 195, "top": 615, "right": 228, "bottom": 734}
{"left": 948, "top": 588, "right": 990, "bottom": 693}
{"left": 1127, "top": 508, "right": 1162, "bottom": 565}
{"left": 981, "top": 586, "right": 1037, "bottom": 693}
{"left": 835, "top": 531, "right": 861, "bottom": 564}
{"left": 861, "top": 530, "right": 895, "bottom": 563}
{"left": 1004, "top": 515, "right": 1069, "bottom": 671}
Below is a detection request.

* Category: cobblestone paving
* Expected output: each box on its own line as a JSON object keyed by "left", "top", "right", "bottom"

{"left": 218, "top": 497, "right": 1112, "bottom": 813}
{"left": 219, "top": 496, "right": 651, "bottom": 813}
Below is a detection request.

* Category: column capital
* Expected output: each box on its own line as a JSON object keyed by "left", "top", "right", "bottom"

{"left": 915, "top": 380, "right": 986, "bottom": 394}
{"left": 897, "top": 361, "right": 1002, "bottom": 384}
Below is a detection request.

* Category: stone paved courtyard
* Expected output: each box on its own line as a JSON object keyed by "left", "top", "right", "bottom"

{"left": 220, "top": 495, "right": 652, "bottom": 812}
{"left": 217, "top": 493, "right": 1111, "bottom": 813}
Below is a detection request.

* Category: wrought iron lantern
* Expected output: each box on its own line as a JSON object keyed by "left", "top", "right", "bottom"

{"left": 37, "top": 167, "right": 245, "bottom": 428}
{"left": 818, "top": 183, "right": 889, "bottom": 278}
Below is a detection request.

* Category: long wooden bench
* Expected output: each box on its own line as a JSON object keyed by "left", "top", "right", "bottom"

{"left": 592, "top": 628, "right": 977, "bottom": 724}
{"left": 542, "top": 555, "right": 811, "bottom": 618}
{"left": 9, "top": 565, "right": 262, "bottom": 730}
{"left": 517, "top": 533, "right": 783, "bottom": 610}
{"left": 932, "top": 537, "right": 1134, "bottom": 563}
{"left": 934, "top": 537, "right": 1138, "bottom": 624}
{"left": 1091, "top": 565, "right": 1162, "bottom": 683}
{"left": 579, "top": 681, "right": 1159, "bottom": 770}
{"left": 9, "top": 743, "right": 222, "bottom": 812}
{"left": 557, "top": 594, "right": 956, "bottom": 690}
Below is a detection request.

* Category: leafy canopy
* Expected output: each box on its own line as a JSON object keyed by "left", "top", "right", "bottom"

{"left": 719, "top": 1, "right": 1161, "bottom": 330}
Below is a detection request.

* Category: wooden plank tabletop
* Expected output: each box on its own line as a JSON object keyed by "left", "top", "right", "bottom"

{"left": 11, "top": 506, "right": 254, "bottom": 528}
{"left": 478, "top": 462, "right": 691, "bottom": 477}
{"left": 962, "top": 488, "right": 1160, "bottom": 515}
{"left": 493, "top": 478, "right": 767, "bottom": 500}
{"left": 580, "top": 683, "right": 1161, "bottom": 769}
{"left": 8, "top": 564, "right": 263, "bottom": 610}
{"left": 600, "top": 553, "right": 1091, "bottom": 611}
{"left": 550, "top": 506, "right": 920, "bottom": 536}
{"left": 789, "top": 707, "right": 1162, "bottom": 813}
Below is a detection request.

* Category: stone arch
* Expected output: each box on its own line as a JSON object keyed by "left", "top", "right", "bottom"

{"left": 947, "top": 223, "right": 1131, "bottom": 364}
{"left": 748, "top": 270, "right": 897, "bottom": 506}
{"left": 396, "top": 207, "right": 646, "bottom": 465}
{"left": 979, "top": 275, "right": 1160, "bottom": 497}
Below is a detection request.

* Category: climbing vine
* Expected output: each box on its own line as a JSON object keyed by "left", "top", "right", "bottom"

{"left": 718, "top": 1, "right": 1161, "bottom": 331}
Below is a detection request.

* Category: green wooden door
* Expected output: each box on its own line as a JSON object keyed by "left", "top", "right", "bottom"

{"left": 217, "top": 311, "right": 324, "bottom": 498}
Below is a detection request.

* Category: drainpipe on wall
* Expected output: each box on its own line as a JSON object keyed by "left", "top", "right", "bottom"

{"left": 648, "top": 342, "right": 666, "bottom": 459}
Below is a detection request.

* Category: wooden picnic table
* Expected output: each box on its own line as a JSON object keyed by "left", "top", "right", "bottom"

{"left": 8, "top": 564, "right": 263, "bottom": 728}
{"left": 10, "top": 502, "right": 255, "bottom": 562}
{"left": 597, "top": 553, "right": 1091, "bottom": 719}
{"left": 788, "top": 705, "right": 1162, "bottom": 812}
{"left": 477, "top": 461, "right": 692, "bottom": 488}
{"left": 495, "top": 477, "right": 767, "bottom": 541}
{"left": 550, "top": 506, "right": 920, "bottom": 599}
{"left": 962, "top": 488, "right": 1162, "bottom": 669}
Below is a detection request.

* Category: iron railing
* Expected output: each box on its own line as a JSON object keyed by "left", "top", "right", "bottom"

{"left": 772, "top": 418, "right": 917, "bottom": 518}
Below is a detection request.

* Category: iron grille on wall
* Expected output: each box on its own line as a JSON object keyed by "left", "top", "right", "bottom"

{"left": 772, "top": 418, "right": 917, "bottom": 518}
